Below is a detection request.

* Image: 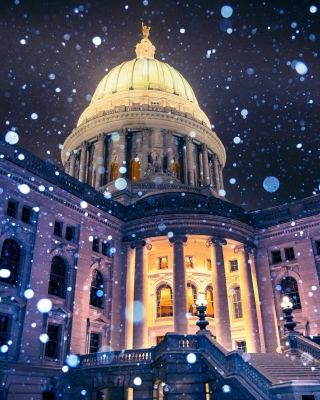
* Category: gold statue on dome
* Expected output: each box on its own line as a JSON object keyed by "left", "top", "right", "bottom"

{"left": 142, "top": 22, "right": 151, "bottom": 38}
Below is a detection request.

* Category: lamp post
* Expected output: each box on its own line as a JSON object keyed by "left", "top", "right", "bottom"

{"left": 196, "top": 294, "right": 209, "bottom": 333}
{"left": 281, "top": 295, "right": 298, "bottom": 354}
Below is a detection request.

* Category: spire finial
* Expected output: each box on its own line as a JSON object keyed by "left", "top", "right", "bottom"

{"left": 142, "top": 22, "right": 151, "bottom": 38}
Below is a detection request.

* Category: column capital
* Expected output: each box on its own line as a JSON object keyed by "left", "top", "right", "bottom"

{"left": 130, "top": 240, "right": 146, "bottom": 250}
{"left": 186, "top": 136, "right": 193, "bottom": 143}
{"left": 69, "top": 152, "right": 76, "bottom": 160}
{"left": 119, "top": 128, "right": 129, "bottom": 136}
{"left": 234, "top": 244, "right": 255, "bottom": 255}
{"left": 80, "top": 141, "right": 90, "bottom": 150}
{"left": 206, "top": 237, "right": 227, "bottom": 247}
{"left": 141, "top": 127, "right": 153, "bottom": 135}
{"left": 169, "top": 235, "right": 188, "bottom": 244}
{"left": 97, "top": 132, "right": 107, "bottom": 142}
{"left": 201, "top": 143, "right": 208, "bottom": 152}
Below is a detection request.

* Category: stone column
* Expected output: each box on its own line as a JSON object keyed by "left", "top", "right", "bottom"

{"left": 182, "top": 137, "right": 188, "bottom": 184}
{"left": 202, "top": 144, "right": 210, "bottom": 186}
{"left": 141, "top": 128, "right": 152, "bottom": 178}
{"left": 117, "top": 129, "right": 127, "bottom": 177}
{"left": 162, "top": 129, "right": 173, "bottom": 173}
{"left": 64, "top": 159, "right": 70, "bottom": 175}
{"left": 198, "top": 147, "right": 204, "bottom": 185}
{"left": 68, "top": 153, "right": 76, "bottom": 178}
{"left": 218, "top": 163, "right": 224, "bottom": 191}
{"left": 125, "top": 244, "right": 135, "bottom": 349}
{"left": 235, "top": 245, "right": 261, "bottom": 353}
{"left": 213, "top": 154, "right": 221, "bottom": 192}
{"left": 94, "top": 133, "right": 106, "bottom": 190}
{"left": 186, "top": 136, "right": 195, "bottom": 185}
{"left": 209, "top": 238, "right": 232, "bottom": 350}
{"left": 79, "top": 141, "right": 89, "bottom": 183}
{"left": 169, "top": 235, "right": 188, "bottom": 334}
{"left": 132, "top": 240, "right": 148, "bottom": 349}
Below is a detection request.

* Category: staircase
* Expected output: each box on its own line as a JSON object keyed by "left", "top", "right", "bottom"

{"left": 250, "top": 352, "right": 320, "bottom": 382}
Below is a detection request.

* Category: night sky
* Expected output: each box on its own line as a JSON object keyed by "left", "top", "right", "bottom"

{"left": 1, "top": 0, "right": 319, "bottom": 212}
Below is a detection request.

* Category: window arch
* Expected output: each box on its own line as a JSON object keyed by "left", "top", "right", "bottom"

{"left": 280, "top": 276, "right": 301, "bottom": 310}
{"left": 205, "top": 286, "right": 214, "bottom": 317}
{"left": 187, "top": 283, "right": 197, "bottom": 315}
{"left": 90, "top": 269, "right": 104, "bottom": 309}
{"left": 110, "top": 161, "right": 118, "bottom": 181}
{"left": 0, "top": 239, "right": 21, "bottom": 285}
{"left": 172, "top": 162, "right": 180, "bottom": 179}
{"left": 48, "top": 256, "right": 67, "bottom": 298}
{"left": 156, "top": 285, "right": 173, "bottom": 318}
{"left": 130, "top": 158, "right": 140, "bottom": 182}
{"left": 232, "top": 286, "right": 243, "bottom": 319}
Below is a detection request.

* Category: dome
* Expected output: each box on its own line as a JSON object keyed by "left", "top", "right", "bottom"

{"left": 90, "top": 58, "right": 199, "bottom": 106}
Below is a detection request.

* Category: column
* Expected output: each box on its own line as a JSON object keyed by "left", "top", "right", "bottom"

{"left": 162, "top": 129, "right": 173, "bottom": 172}
{"left": 132, "top": 240, "right": 148, "bottom": 349}
{"left": 118, "top": 129, "right": 127, "bottom": 177}
{"left": 198, "top": 147, "right": 204, "bottom": 185}
{"left": 210, "top": 239, "right": 232, "bottom": 350}
{"left": 183, "top": 137, "right": 188, "bottom": 184}
{"left": 141, "top": 128, "right": 152, "bottom": 178}
{"left": 94, "top": 133, "right": 106, "bottom": 190}
{"left": 169, "top": 235, "right": 188, "bottom": 334}
{"left": 79, "top": 141, "right": 89, "bottom": 183}
{"left": 125, "top": 244, "right": 135, "bottom": 349}
{"left": 68, "top": 153, "right": 76, "bottom": 178}
{"left": 213, "top": 154, "right": 221, "bottom": 192}
{"left": 186, "top": 136, "right": 195, "bottom": 185}
{"left": 218, "top": 163, "right": 224, "bottom": 191}
{"left": 236, "top": 245, "right": 261, "bottom": 353}
{"left": 64, "top": 159, "right": 70, "bottom": 175}
{"left": 202, "top": 144, "right": 210, "bottom": 186}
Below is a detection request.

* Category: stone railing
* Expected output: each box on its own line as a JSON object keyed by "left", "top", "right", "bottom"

{"left": 80, "top": 348, "right": 153, "bottom": 366}
{"left": 296, "top": 335, "right": 320, "bottom": 364}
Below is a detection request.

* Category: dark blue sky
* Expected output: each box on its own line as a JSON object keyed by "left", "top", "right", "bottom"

{"left": 1, "top": 0, "right": 319, "bottom": 211}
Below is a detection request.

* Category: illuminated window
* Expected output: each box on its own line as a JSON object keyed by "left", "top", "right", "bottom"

{"left": 229, "top": 260, "right": 238, "bottom": 272}
{"left": 280, "top": 276, "right": 301, "bottom": 310}
{"left": 111, "top": 161, "right": 118, "bottom": 181}
{"left": 172, "top": 162, "right": 180, "bottom": 179}
{"left": 187, "top": 283, "right": 197, "bottom": 315}
{"left": 159, "top": 257, "right": 168, "bottom": 269}
{"left": 206, "top": 259, "right": 212, "bottom": 271}
{"left": 205, "top": 286, "right": 214, "bottom": 317}
{"left": 233, "top": 287, "right": 243, "bottom": 319}
{"left": 0, "top": 239, "right": 21, "bottom": 285}
{"left": 90, "top": 270, "right": 104, "bottom": 309}
{"left": 185, "top": 256, "right": 193, "bottom": 268}
{"left": 156, "top": 285, "right": 173, "bottom": 317}
{"left": 130, "top": 158, "right": 140, "bottom": 182}
{"left": 48, "top": 256, "right": 66, "bottom": 298}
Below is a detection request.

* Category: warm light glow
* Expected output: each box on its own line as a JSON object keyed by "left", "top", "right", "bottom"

{"left": 281, "top": 295, "right": 293, "bottom": 309}
{"left": 196, "top": 294, "right": 207, "bottom": 307}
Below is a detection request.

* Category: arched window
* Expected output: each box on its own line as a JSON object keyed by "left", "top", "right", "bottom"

{"left": 172, "top": 162, "right": 180, "bottom": 179}
{"left": 187, "top": 283, "right": 197, "bottom": 315}
{"left": 280, "top": 276, "right": 301, "bottom": 310}
{"left": 131, "top": 158, "right": 140, "bottom": 182}
{"left": 205, "top": 286, "right": 214, "bottom": 317}
{"left": 110, "top": 161, "right": 118, "bottom": 181}
{"left": 232, "top": 286, "right": 243, "bottom": 319}
{"left": 48, "top": 256, "right": 66, "bottom": 298}
{"left": 0, "top": 239, "right": 21, "bottom": 285}
{"left": 156, "top": 285, "right": 173, "bottom": 317}
{"left": 90, "top": 269, "right": 104, "bottom": 309}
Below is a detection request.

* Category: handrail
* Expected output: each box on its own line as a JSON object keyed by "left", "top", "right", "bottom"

{"left": 296, "top": 335, "right": 320, "bottom": 364}
{"left": 80, "top": 348, "right": 153, "bottom": 366}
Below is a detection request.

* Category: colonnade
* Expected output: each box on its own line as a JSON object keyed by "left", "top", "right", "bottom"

{"left": 124, "top": 236, "right": 261, "bottom": 353}
{"left": 64, "top": 128, "right": 224, "bottom": 191}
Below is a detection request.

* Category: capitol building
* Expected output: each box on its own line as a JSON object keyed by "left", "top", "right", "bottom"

{"left": 1, "top": 26, "right": 320, "bottom": 399}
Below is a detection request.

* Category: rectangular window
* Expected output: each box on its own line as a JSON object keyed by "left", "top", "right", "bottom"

{"left": 316, "top": 241, "right": 320, "bottom": 255}
{"left": 285, "top": 247, "right": 295, "bottom": 261}
{"left": 0, "top": 315, "right": 9, "bottom": 346}
{"left": 53, "top": 221, "right": 63, "bottom": 237}
{"left": 6, "top": 200, "right": 18, "bottom": 218}
{"left": 92, "top": 238, "right": 100, "bottom": 252}
{"left": 233, "top": 287, "right": 243, "bottom": 319}
{"left": 206, "top": 259, "right": 212, "bottom": 271}
{"left": 159, "top": 257, "right": 168, "bottom": 269}
{"left": 229, "top": 260, "right": 238, "bottom": 272}
{"left": 65, "top": 225, "right": 75, "bottom": 242}
{"left": 271, "top": 250, "right": 282, "bottom": 264}
{"left": 21, "top": 206, "right": 32, "bottom": 224}
{"left": 185, "top": 256, "right": 193, "bottom": 268}
{"left": 102, "top": 241, "right": 111, "bottom": 257}
{"left": 44, "top": 324, "right": 60, "bottom": 359}
{"left": 236, "top": 340, "right": 247, "bottom": 352}
{"left": 89, "top": 332, "right": 100, "bottom": 354}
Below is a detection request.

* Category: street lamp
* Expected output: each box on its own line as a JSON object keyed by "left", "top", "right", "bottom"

{"left": 281, "top": 295, "right": 298, "bottom": 354}
{"left": 196, "top": 294, "right": 209, "bottom": 332}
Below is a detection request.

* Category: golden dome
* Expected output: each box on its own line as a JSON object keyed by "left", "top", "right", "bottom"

{"left": 90, "top": 57, "right": 199, "bottom": 106}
